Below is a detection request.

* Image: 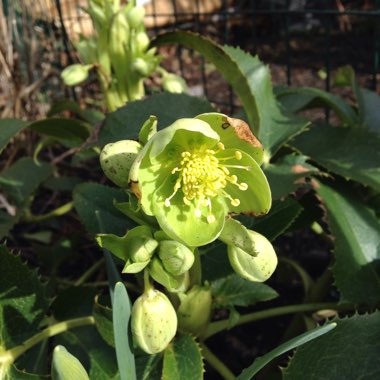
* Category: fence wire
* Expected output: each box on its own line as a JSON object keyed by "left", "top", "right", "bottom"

{"left": 1, "top": 0, "right": 379, "bottom": 117}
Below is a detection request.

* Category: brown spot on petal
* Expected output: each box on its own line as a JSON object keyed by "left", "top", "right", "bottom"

{"left": 129, "top": 180, "right": 142, "bottom": 200}
{"left": 226, "top": 117, "right": 262, "bottom": 149}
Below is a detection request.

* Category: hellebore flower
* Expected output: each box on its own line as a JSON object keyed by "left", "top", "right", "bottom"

{"left": 129, "top": 113, "right": 271, "bottom": 247}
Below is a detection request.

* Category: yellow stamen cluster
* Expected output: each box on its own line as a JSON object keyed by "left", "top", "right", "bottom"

{"left": 165, "top": 143, "right": 250, "bottom": 223}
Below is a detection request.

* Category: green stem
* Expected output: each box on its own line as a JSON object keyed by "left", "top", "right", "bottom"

{"left": 74, "top": 258, "right": 105, "bottom": 286}
{"left": 200, "top": 343, "right": 235, "bottom": 380}
{"left": 22, "top": 201, "right": 73, "bottom": 223}
{"left": 143, "top": 268, "right": 152, "bottom": 292}
{"left": 4, "top": 316, "right": 95, "bottom": 364}
{"left": 204, "top": 302, "right": 353, "bottom": 340}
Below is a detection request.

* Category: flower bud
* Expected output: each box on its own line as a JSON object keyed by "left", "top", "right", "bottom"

{"left": 126, "top": 6, "right": 145, "bottom": 29}
{"left": 61, "top": 64, "right": 92, "bottom": 86}
{"left": 135, "top": 31, "right": 150, "bottom": 52}
{"left": 158, "top": 240, "right": 194, "bottom": 275}
{"left": 162, "top": 73, "right": 187, "bottom": 94}
{"left": 177, "top": 285, "right": 212, "bottom": 336}
{"left": 131, "top": 289, "right": 177, "bottom": 354}
{"left": 132, "top": 58, "right": 150, "bottom": 76}
{"left": 129, "top": 236, "right": 158, "bottom": 263}
{"left": 227, "top": 230, "right": 277, "bottom": 282}
{"left": 100, "top": 140, "right": 142, "bottom": 188}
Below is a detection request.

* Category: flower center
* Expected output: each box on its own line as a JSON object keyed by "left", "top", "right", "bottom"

{"left": 164, "top": 143, "right": 250, "bottom": 223}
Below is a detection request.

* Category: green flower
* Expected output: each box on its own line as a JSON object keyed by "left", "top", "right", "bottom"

{"left": 129, "top": 113, "right": 271, "bottom": 247}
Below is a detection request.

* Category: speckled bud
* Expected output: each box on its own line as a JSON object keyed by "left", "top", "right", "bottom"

{"left": 177, "top": 285, "right": 212, "bottom": 336}
{"left": 100, "top": 140, "right": 142, "bottom": 188}
{"left": 131, "top": 289, "right": 177, "bottom": 354}
{"left": 61, "top": 64, "right": 92, "bottom": 86}
{"left": 228, "top": 230, "right": 277, "bottom": 282}
{"left": 158, "top": 240, "right": 194, "bottom": 275}
{"left": 162, "top": 73, "right": 187, "bottom": 94}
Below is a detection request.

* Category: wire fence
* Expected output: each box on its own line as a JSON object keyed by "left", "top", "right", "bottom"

{"left": 1, "top": 0, "right": 379, "bottom": 117}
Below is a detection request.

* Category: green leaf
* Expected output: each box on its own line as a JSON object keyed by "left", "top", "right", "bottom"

{"left": 93, "top": 296, "right": 114, "bottom": 347}
{"left": 28, "top": 118, "right": 90, "bottom": 146}
{"left": 292, "top": 123, "right": 380, "bottom": 192}
{"left": 315, "top": 181, "right": 380, "bottom": 305}
{"left": 152, "top": 31, "right": 308, "bottom": 155}
{"left": 283, "top": 312, "right": 380, "bottom": 380}
{"left": 237, "top": 323, "right": 336, "bottom": 380}
{"left": 211, "top": 274, "right": 278, "bottom": 308}
{"left": 276, "top": 87, "right": 357, "bottom": 126}
{"left": 201, "top": 243, "right": 233, "bottom": 282}
{"left": 162, "top": 334, "right": 203, "bottom": 380}
{"left": 136, "top": 354, "right": 162, "bottom": 380}
{"left": 264, "top": 155, "right": 319, "bottom": 200}
{"left": 73, "top": 183, "right": 131, "bottom": 235}
{"left": 99, "top": 93, "right": 214, "bottom": 146}
{"left": 0, "top": 211, "right": 17, "bottom": 240}
{"left": 0, "top": 157, "right": 53, "bottom": 208}
{"left": 0, "top": 119, "right": 27, "bottom": 153}
{"left": 113, "top": 282, "right": 136, "bottom": 380}
{"left": 0, "top": 245, "right": 49, "bottom": 349}
{"left": 6, "top": 366, "right": 49, "bottom": 379}
{"left": 360, "top": 88, "right": 380, "bottom": 133}
{"left": 51, "top": 345, "right": 89, "bottom": 380}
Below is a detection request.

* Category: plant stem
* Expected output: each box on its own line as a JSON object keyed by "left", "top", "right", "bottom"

{"left": 204, "top": 302, "right": 353, "bottom": 339}
{"left": 5, "top": 316, "right": 95, "bottom": 363}
{"left": 23, "top": 201, "right": 73, "bottom": 223}
{"left": 143, "top": 268, "right": 152, "bottom": 292}
{"left": 200, "top": 343, "right": 236, "bottom": 380}
{"left": 74, "top": 257, "right": 105, "bottom": 286}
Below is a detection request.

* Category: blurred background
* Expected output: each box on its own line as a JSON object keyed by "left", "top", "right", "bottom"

{"left": 1, "top": 0, "right": 379, "bottom": 118}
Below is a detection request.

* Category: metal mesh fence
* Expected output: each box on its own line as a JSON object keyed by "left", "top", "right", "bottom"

{"left": 1, "top": 0, "right": 379, "bottom": 117}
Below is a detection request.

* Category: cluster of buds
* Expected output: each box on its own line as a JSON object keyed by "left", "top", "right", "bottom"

{"left": 98, "top": 113, "right": 278, "bottom": 354}
{"left": 60, "top": 0, "right": 185, "bottom": 111}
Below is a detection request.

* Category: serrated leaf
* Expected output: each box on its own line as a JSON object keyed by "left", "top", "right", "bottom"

{"left": 0, "top": 157, "right": 53, "bottom": 208}
{"left": 291, "top": 123, "right": 380, "bottom": 192}
{"left": 211, "top": 274, "right": 278, "bottom": 308}
{"left": 152, "top": 31, "right": 308, "bottom": 155}
{"left": 162, "top": 334, "right": 203, "bottom": 380}
{"left": 201, "top": 243, "right": 233, "bottom": 282}
{"left": 73, "top": 183, "right": 131, "bottom": 235}
{"left": 276, "top": 87, "right": 357, "bottom": 126}
{"left": 136, "top": 354, "right": 162, "bottom": 380}
{"left": 0, "top": 119, "right": 27, "bottom": 153}
{"left": 0, "top": 246, "right": 49, "bottom": 349}
{"left": 113, "top": 282, "right": 136, "bottom": 380}
{"left": 28, "top": 118, "right": 90, "bottom": 146}
{"left": 237, "top": 323, "right": 336, "bottom": 380}
{"left": 264, "top": 155, "right": 319, "bottom": 200}
{"left": 316, "top": 181, "right": 380, "bottom": 305}
{"left": 283, "top": 312, "right": 380, "bottom": 380}
{"left": 99, "top": 93, "right": 214, "bottom": 146}
{"left": 51, "top": 345, "right": 89, "bottom": 380}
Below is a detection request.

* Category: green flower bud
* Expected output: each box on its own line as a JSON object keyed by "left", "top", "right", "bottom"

{"left": 131, "top": 289, "right": 177, "bottom": 354}
{"left": 227, "top": 230, "right": 277, "bottom": 282}
{"left": 126, "top": 6, "right": 145, "bottom": 29}
{"left": 100, "top": 140, "right": 142, "bottom": 188}
{"left": 177, "top": 285, "right": 212, "bottom": 336}
{"left": 135, "top": 31, "right": 150, "bottom": 52}
{"left": 132, "top": 58, "right": 150, "bottom": 76}
{"left": 129, "top": 236, "right": 158, "bottom": 263}
{"left": 162, "top": 73, "right": 187, "bottom": 94}
{"left": 61, "top": 64, "right": 92, "bottom": 86}
{"left": 158, "top": 240, "right": 194, "bottom": 275}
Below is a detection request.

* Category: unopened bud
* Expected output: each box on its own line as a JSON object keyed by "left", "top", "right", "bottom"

{"left": 100, "top": 140, "right": 142, "bottom": 188}
{"left": 158, "top": 240, "right": 194, "bottom": 275}
{"left": 227, "top": 230, "right": 277, "bottom": 282}
{"left": 135, "top": 32, "right": 150, "bottom": 52}
{"left": 162, "top": 73, "right": 187, "bottom": 94}
{"left": 131, "top": 289, "right": 177, "bottom": 354}
{"left": 177, "top": 285, "right": 212, "bottom": 336}
{"left": 132, "top": 58, "right": 150, "bottom": 76}
{"left": 61, "top": 64, "right": 92, "bottom": 86}
{"left": 126, "top": 6, "right": 145, "bottom": 29}
{"left": 129, "top": 236, "right": 158, "bottom": 263}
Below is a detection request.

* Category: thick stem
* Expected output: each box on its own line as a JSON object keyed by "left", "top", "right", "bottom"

{"left": 200, "top": 343, "right": 235, "bottom": 380}
{"left": 5, "top": 316, "right": 95, "bottom": 363}
{"left": 204, "top": 302, "right": 353, "bottom": 340}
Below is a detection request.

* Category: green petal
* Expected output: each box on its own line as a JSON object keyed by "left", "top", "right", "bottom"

{"left": 219, "top": 149, "right": 271, "bottom": 216}
{"left": 195, "top": 113, "right": 264, "bottom": 165}
{"left": 152, "top": 176, "right": 228, "bottom": 247}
